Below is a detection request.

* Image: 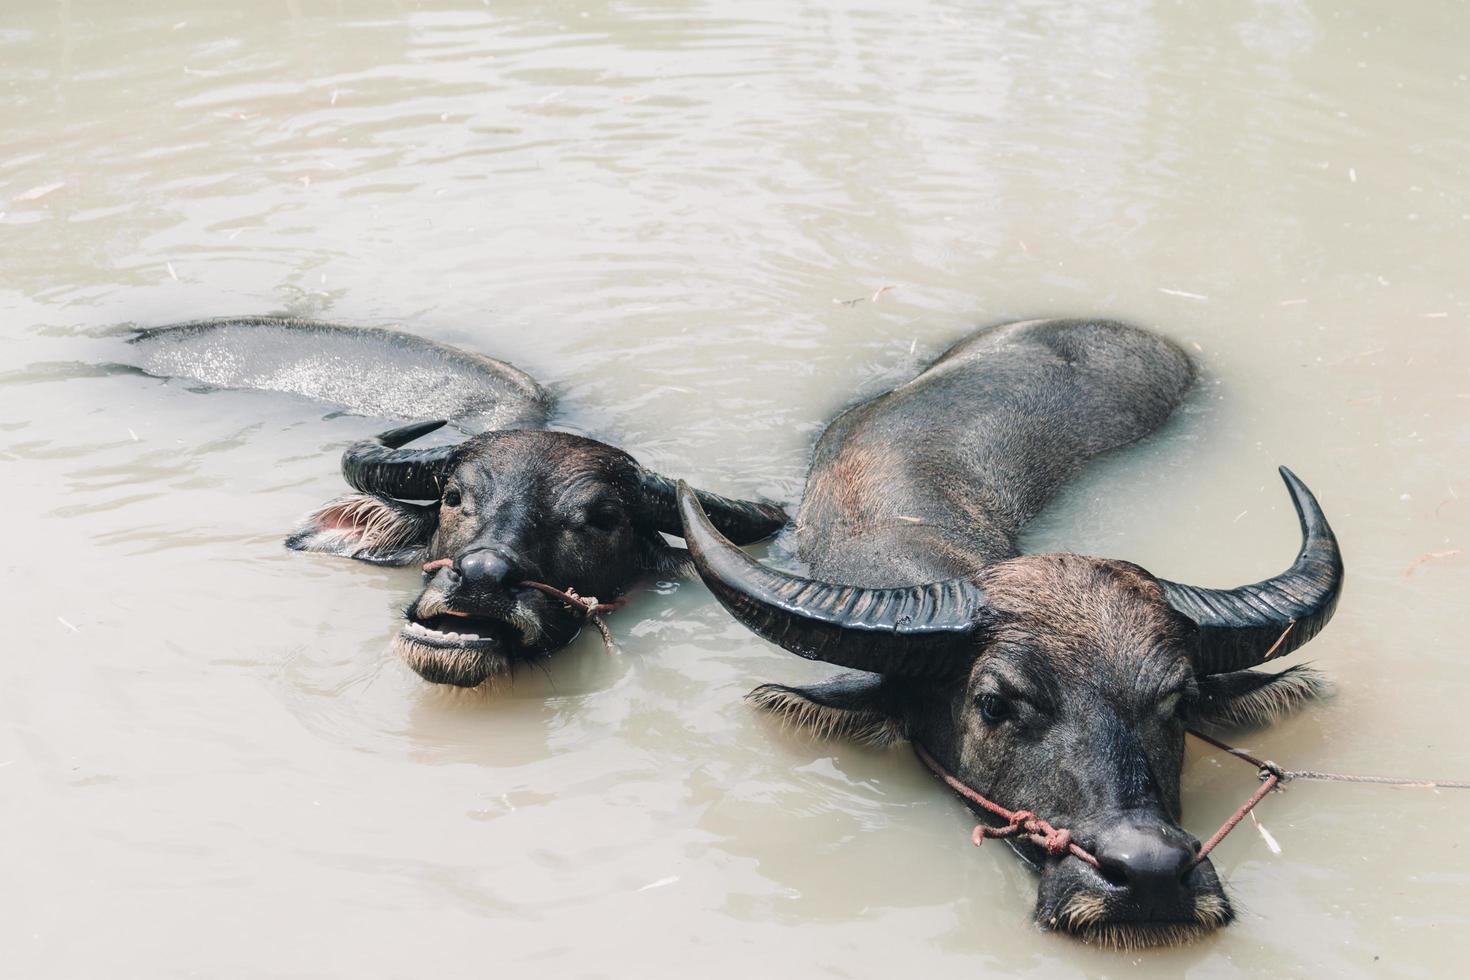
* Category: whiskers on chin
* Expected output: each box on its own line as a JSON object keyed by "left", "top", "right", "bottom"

{"left": 504, "top": 597, "right": 547, "bottom": 646}
{"left": 392, "top": 633, "right": 511, "bottom": 689}
{"left": 1048, "top": 891, "right": 1232, "bottom": 951}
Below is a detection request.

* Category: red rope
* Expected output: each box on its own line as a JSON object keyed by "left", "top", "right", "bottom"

{"left": 419, "top": 559, "right": 628, "bottom": 618}
{"left": 516, "top": 580, "right": 629, "bottom": 618}
{"left": 913, "top": 742, "right": 1100, "bottom": 867}
{"left": 913, "top": 731, "right": 1298, "bottom": 871}
{"left": 918, "top": 727, "right": 1470, "bottom": 872}
{"left": 1190, "top": 769, "right": 1279, "bottom": 866}
{"left": 1182, "top": 727, "right": 1289, "bottom": 866}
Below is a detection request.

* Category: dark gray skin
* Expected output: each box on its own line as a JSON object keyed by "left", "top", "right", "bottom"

{"left": 129, "top": 316, "right": 787, "bottom": 688}
{"left": 288, "top": 425, "right": 785, "bottom": 687}
{"left": 678, "top": 318, "right": 1343, "bottom": 948}
{"left": 126, "top": 316, "right": 551, "bottom": 431}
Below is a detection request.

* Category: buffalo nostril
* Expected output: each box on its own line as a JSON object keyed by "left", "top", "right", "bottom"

{"left": 426, "top": 565, "right": 461, "bottom": 586}
{"left": 1094, "top": 855, "right": 1131, "bottom": 889}
{"left": 457, "top": 549, "right": 514, "bottom": 589}
{"left": 1092, "top": 824, "right": 1195, "bottom": 909}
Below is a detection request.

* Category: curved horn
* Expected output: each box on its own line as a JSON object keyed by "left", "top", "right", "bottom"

{"left": 677, "top": 482, "right": 990, "bottom": 677}
{"left": 341, "top": 419, "right": 457, "bottom": 501}
{"left": 641, "top": 471, "right": 787, "bottom": 544}
{"left": 1161, "top": 466, "right": 1344, "bottom": 676}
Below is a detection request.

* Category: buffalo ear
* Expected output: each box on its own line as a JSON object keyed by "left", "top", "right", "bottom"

{"left": 637, "top": 470, "right": 787, "bottom": 545}
{"left": 286, "top": 493, "right": 438, "bottom": 566}
{"left": 1195, "top": 664, "right": 1330, "bottom": 730}
{"left": 747, "top": 672, "right": 906, "bottom": 747}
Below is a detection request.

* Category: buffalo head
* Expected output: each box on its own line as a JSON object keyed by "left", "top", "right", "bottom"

{"left": 289, "top": 420, "right": 786, "bottom": 687}
{"left": 677, "top": 467, "right": 1342, "bottom": 948}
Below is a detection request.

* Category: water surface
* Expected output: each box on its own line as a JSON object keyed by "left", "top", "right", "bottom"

{"left": 2, "top": 1, "right": 1467, "bottom": 976}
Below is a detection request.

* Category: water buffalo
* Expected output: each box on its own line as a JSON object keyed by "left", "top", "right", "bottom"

{"left": 677, "top": 318, "right": 1342, "bottom": 947}
{"left": 128, "top": 316, "right": 787, "bottom": 687}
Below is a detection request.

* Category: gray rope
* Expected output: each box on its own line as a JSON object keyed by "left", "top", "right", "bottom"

{"left": 1284, "top": 769, "right": 1470, "bottom": 790}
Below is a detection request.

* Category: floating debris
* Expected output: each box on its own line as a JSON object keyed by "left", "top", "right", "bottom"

{"left": 1251, "top": 812, "right": 1282, "bottom": 855}
{"left": 636, "top": 876, "right": 679, "bottom": 892}
{"left": 14, "top": 181, "right": 65, "bottom": 202}
{"left": 1404, "top": 549, "right": 1462, "bottom": 577}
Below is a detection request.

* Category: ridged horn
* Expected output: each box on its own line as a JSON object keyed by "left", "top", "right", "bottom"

{"left": 639, "top": 471, "right": 788, "bottom": 545}
{"left": 340, "top": 419, "right": 457, "bottom": 501}
{"left": 677, "top": 482, "right": 990, "bottom": 677}
{"left": 1161, "top": 466, "right": 1344, "bottom": 676}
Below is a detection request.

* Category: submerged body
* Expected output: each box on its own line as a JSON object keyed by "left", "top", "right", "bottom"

{"left": 130, "top": 316, "right": 785, "bottom": 687}
{"left": 127, "top": 315, "right": 551, "bottom": 432}
{"left": 797, "top": 318, "right": 1193, "bottom": 580}
{"left": 679, "top": 318, "right": 1342, "bottom": 946}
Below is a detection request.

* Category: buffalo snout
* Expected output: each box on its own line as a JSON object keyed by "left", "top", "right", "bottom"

{"left": 1035, "top": 813, "right": 1231, "bottom": 947}
{"left": 393, "top": 546, "right": 569, "bottom": 688}
{"left": 1090, "top": 818, "right": 1199, "bottom": 916}
{"left": 457, "top": 548, "right": 516, "bottom": 590}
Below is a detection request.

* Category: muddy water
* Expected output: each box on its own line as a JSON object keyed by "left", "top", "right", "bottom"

{"left": 2, "top": 1, "right": 1467, "bottom": 976}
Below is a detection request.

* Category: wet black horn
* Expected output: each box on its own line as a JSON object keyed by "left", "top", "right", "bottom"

{"left": 1161, "top": 466, "right": 1344, "bottom": 676}
{"left": 640, "top": 471, "right": 788, "bottom": 545}
{"left": 677, "top": 482, "right": 990, "bottom": 677}
{"left": 340, "top": 419, "right": 457, "bottom": 501}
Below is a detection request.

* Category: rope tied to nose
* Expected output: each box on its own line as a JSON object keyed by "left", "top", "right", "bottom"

{"left": 913, "top": 742, "right": 1099, "bottom": 867}
{"left": 517, "top": 580, "right": 629, "bottom": 655}
{"left": 915, "top": 729, "right": 1470, "bottom": 872}
{"left": 515, "top": 580, "right": 628, "bottom": 619}
{"left": 974, "top": 811, "right": 1075, "bottom": 858}
{"left": 419, "top": 559, "right": 628, "bottom": 654}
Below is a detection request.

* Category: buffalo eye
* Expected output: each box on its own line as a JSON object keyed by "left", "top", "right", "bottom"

{"left": 584, "top": 505, "right": 623, "bottom": 532}
{"left": 442, "top": 488, "right": 462, "bottom": 508}
{"left": 977, "top": 693, "right": 1012, "bottom": 726}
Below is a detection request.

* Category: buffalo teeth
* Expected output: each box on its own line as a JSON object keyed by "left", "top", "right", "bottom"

{"left": 403, "top": 621, "right": 486, "bottom": 642}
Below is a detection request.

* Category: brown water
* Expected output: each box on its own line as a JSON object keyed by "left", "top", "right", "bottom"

{"left": 3, "top": 1, "right": 1467, "bottom": 976}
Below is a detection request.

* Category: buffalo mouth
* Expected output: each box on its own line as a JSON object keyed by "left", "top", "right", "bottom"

{"left": 1044, "top": 892, "right": 1233, "bottom": 950}
{"left": 392, "top": 582, "right": 585, "bottom": 688}
{"left": 402, "top": 612, "right": 513, "bottom": 650}
{"left": 1035, "top": 853, "right": 1233, "bottom": 950}
{"left": 393, "top": 606, "right": 520, "bottom": 688}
